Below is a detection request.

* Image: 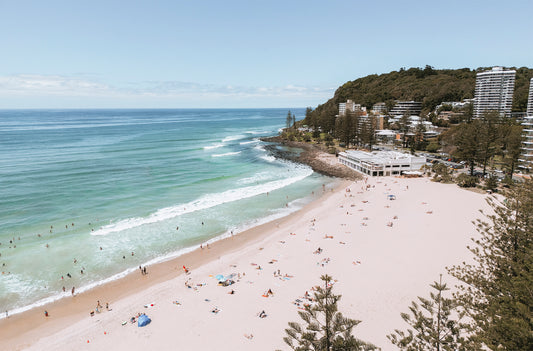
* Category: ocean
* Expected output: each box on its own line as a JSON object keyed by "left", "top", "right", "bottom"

{"left": 0, "top": 108, "right": 333, "bottom": 317}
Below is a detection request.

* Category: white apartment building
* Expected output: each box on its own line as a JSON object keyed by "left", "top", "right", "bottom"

{"left": 473, "top": 67, "right": 515, "bottom": 118}
{"left": 527, "top": 78, "right": 533, "bottom": 117}
{"left": 520, "top": 78, "right": 533, "bottom": 170}
{"left": 338, "top": 150, "right": 426, "bottom": 177}
{"left": 434, "top": 99, "right": 473, "bottom": 112}
{"left": 389, "top": 101, "right": 422, "bottom": 116}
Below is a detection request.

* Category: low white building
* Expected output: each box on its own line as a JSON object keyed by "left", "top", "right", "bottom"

{"left": 338, "top": 150, "right": 426, "bottom": 177}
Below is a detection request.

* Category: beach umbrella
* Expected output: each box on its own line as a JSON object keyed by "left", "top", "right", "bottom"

{"left": 137, "top": 314, "right": 151, "bottom": 327}
{"left": 215, "top": 274, "right": 226, "bottom": 282}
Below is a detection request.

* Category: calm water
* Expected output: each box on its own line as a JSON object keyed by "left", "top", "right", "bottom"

{"left": 0, "top": 109, "right": 332, "bottom": 316}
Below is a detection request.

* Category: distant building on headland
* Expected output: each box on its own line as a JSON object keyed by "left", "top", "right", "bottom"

{"left": 338, "top": 99, "right": 366, "bottom": 116}
{"left": 434, "top": 99, "right": 473, "bottom": 112}
{"left": 371, "top": 102, "right": 387, "bottom": 114}
{"left": 528, "top": 78, "right": 533, "bottom": 117}
{"left": 389, "top": 101, "right": 422, "bottom": 117}
{"left": 473, "top": 67, "right": 515, "bottom": 119}
{"left": 338, "top": 150, "right": 426, "bottom": 177}
{"left": 520, "top": 78, "right": 533, "bottom": 170}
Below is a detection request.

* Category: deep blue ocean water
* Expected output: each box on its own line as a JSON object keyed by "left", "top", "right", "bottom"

{"left": 0, "top": 109, "right": 332, "bottom": 316}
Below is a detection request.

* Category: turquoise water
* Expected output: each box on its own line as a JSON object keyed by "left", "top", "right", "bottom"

{"left": 0, "top": 109, "right": 332, "bottom": 316}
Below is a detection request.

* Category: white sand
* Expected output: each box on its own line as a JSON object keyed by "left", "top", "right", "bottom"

{"left": 8, "top": 177, "right": 489, "bottom": 350}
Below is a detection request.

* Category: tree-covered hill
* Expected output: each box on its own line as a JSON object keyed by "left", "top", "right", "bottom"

{"left": 308, "top": 66, "right": 533, "bottom": 120}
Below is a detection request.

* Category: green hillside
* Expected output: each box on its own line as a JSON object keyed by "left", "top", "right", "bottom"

{"left": 310, "top": 66, "right": 533, "bottom": 118}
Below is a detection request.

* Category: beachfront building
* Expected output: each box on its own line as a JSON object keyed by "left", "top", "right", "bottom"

{"left": 389, "top": 101, "right": 422, "bottom": 116}
{"left": 473, "top": 67, "right": 516, "bottom": 119}
{"left": 520, "top": 78, "right": 533, "bottom": 170}
{"left": 338, "top": 150, "right": 426, "bottom": 177}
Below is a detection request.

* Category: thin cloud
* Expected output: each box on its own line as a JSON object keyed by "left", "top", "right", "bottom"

{"left": 0, "top": 74, "right": 334, "bottom": 107}
{"left": 0, "top": 75, "right": 111, "bottom": 96}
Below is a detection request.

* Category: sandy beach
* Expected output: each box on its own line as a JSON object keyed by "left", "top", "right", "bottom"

{"left": 0, "top": 176, "right": 490, "bottom": 350}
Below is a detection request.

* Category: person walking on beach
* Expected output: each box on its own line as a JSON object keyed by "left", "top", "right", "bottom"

{"left": 71, "top": 287, "right": 75, "bottom": 295}
{"left": 143, "top": 266, "right": 147, "bottom": 275}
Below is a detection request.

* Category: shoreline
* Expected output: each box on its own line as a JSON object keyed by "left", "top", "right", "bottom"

{"left": 0, "top": 174, "right": 348, "bottom": 350}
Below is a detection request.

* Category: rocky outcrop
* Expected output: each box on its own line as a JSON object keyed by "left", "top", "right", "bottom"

{"left": 261, "top": 138, "right": 362, "bottom": 181}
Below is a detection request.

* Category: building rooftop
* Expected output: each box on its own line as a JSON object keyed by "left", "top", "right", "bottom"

{"left": 343, "top": 150, "right": 424, "bottom": 164}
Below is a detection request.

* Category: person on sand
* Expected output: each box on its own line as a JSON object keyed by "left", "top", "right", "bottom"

{"left": 71, "top": 287, "right": 75, "bottom": 295}
{"left": 258, "top": 310, "right": 267, "bottom": 318}
{"left": 143, "top": 266, "right": 147, "bottom": 275}
{"left": 44, "top": 310, "right": 48, "bottom": 317}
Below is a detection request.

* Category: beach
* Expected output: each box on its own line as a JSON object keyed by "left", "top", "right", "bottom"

{"left": 0, "top": 176, "right": 490, "bottom": 350}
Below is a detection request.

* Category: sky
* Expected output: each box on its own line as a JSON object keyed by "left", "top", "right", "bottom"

{"left": 0, "top": 0, "right": 532, "bottom": 109}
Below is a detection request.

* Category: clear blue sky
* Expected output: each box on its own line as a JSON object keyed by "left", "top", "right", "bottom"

{"left": 1, "top": 0, "right": 531, "bottom": 108}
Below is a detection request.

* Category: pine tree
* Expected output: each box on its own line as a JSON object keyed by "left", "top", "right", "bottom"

{"left": 283, "top": 275, "right": 376, "bottom": 351}
{"left": 388, "top": 275, "right": 475, "bottom": 350}
{"left": 448, "top": 179, "right": 533, "bottom": 349}
{"left": 287, "top": 110, "right": 293, "bottom": 129}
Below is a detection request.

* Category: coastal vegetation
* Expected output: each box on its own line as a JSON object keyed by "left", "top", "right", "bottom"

{"left": 448, "top": 179, "right": 533, "bottom": 349}
{"left": 283, "top": 275, "right": 376, "bottom": 351}
{"left": 440, "top": 111, "right": 524, "bottom": 180}
{"left": 388, "top": 276, "right": 474, "bottom": 350}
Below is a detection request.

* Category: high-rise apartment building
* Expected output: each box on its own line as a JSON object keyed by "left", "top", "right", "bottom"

{"left": 388, "top": 101, "right": 422, "bottom": 116}
{"left": 527, "top": 78, "right": 533, "bottom": 117}
{"left": 473, "top": 67, "right": 515, "bottom": 118}
{"left": 521, "top": 78, "right": 533, "bottom": 170}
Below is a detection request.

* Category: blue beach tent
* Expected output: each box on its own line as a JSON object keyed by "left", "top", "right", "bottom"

{"left": 138, "top": 314, "right": 151, "bottom": 327}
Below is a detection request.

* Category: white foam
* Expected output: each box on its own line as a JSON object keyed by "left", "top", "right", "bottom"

{"left": 239, "top": 139, "right": 259, "bottom": 145}
{"left": 222, "top": 135, "right": 244, "bottom": 142}
{"left": 260, "top": 155, "right": 276, "bottom": 162}
{"left": 212, "top": 151, "right": 241, "bottom": 158}
{"left": 203, "top": 143, "right": 224, "bottom": 150}
{"left": 91, "top": 166, "right": 313, "bottom": 236}
{"left": 245, "top": 130, "right": 268, "bottom": 135}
